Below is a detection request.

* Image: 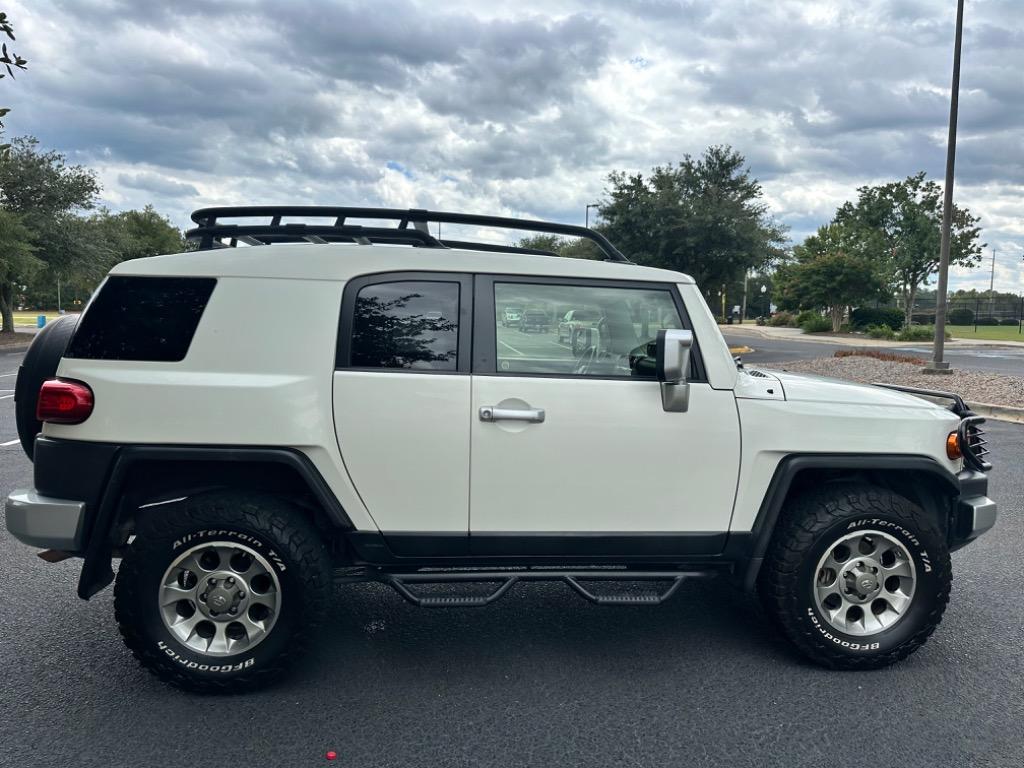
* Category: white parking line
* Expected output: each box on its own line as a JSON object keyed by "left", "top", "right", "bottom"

{"left": 498, "top": 340, "right": 524, "bottom": 356}
{"left": 0, "top": 372, "right": 17, "bottom": 377}
{"left": 1, "top": 438, "right": 20, "bottom": 446}
{"left": 0, "top": 394, "right": 13, "bottom": 400}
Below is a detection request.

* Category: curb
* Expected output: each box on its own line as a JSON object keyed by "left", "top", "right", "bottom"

{"left": 966, "top": 401, "right": 1024, "bottom": 425}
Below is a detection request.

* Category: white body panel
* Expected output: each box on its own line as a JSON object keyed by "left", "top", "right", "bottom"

{"left": 49, "top": 242, "right": 964, "bottom": 540}
{"left": 469, "top": 378, "right": 740, "bottom": 533}
{"left": 333, "top": 372, "right": 470, "bottom": 532}
{"left": 50, "top": 276, "right": 380, "bottom": 531}
{"left": 729, "top": 370, "right": 962, "bottom": 532}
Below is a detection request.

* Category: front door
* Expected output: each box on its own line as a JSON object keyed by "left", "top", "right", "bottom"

{"left": 469, "top": 276, "right": 740, "bottom": 557}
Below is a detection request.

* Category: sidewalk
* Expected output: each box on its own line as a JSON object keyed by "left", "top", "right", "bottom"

{"left": 721, "top": 323, "right": 1024, "bottom": 349}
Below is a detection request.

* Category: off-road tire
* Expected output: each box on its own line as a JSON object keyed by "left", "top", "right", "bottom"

{"left": 114, "top": 492, "right": 332, "bottom": 693}
{"left": 759, "top": 483, "right": 951, "bottom": 669}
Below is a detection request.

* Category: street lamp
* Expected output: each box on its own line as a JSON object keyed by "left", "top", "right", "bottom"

{"left": 760, "top": 284, "right": 768, "bottom": 318}
{"left": 585, "top": 203, "right": 600, "bottom": 229}
{"left": 927, "top": 0, "right": 965, "bottom": 375}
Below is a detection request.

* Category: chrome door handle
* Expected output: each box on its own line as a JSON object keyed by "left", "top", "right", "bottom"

{"left": 479, "top": 406, "right": 545, "bottom": 423}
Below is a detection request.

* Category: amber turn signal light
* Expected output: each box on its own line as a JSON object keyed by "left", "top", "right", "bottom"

{"left": 946, "top": 431, "right": 962, "bottom": 460}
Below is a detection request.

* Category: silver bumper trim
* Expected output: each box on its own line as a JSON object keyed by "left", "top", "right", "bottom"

{"left": 5, "top": 489, "right": 87, "bottom": 550}
{"left": 959, "top": 495, "right": 997, "bottom": 541}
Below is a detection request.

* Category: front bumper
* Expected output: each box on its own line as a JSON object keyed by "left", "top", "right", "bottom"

{"left": 952, "top": 470, "right": 998, "bottom": 547}
{"left": 5, "top": 489, "right": 87, "bottom": 551}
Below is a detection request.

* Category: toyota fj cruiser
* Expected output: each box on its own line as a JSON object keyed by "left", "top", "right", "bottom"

{"left": 6, "top": 206, "right": 997, "bottom": 693}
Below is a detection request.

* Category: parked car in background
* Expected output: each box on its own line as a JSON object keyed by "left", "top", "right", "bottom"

{"left": 557, "top": 308, "right": 601, "bottom": 346}
{"left": 518, "top": 308, "right": 551, "bottom": 333}
{"left": 501, "top": 307, "right": 522, "bottom": 327}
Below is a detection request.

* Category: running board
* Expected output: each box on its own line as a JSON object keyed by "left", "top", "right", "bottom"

{"left": 335, "top": 568, "right": 712, "bottom": 607}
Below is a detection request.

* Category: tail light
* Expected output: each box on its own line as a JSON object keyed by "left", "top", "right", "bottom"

{"left": 36, "top": 379, "right": 94, "bottom": 424}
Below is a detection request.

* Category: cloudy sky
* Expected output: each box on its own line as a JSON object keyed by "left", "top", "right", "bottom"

{"left": 7, "top": 0, "right": 1023, "bottom": 292}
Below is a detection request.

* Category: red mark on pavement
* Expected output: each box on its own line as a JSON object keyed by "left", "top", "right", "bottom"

{"left": 326, "top": 751, "right": 337, "bottom": 761}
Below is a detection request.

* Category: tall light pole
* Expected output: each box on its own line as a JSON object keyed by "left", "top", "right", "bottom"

{"left": 585, "top": 203, "right": 599, "bottom": 229}
{"left": 927, "top": 0, "right": 965, "bottom": 374}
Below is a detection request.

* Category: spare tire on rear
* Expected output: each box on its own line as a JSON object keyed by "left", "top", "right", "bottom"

{"left": 14, "top": 314, "right": 80, "bottom": 460}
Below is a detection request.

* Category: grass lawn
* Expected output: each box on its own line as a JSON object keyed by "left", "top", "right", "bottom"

{"left": 12, "top": 310, "right": 78, "bottom": 327}
{"left": 947, "top": 324, "right": 1024, "bottom": 342}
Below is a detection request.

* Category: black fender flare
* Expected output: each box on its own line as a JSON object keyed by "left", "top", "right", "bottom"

{"left": 74, "top": 444, "right": 353, "bottom": 599}
{"left": 739, "top": 454, "right": 960, "bottom": 592}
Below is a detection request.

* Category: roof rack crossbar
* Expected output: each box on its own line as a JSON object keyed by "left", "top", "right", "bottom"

{"left": 185, "top": 206, "right": 630, "bottom": 262}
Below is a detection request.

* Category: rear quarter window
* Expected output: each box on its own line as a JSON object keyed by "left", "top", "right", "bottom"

{"left": 65, "top": 276, "right": 216, "bottom": 362}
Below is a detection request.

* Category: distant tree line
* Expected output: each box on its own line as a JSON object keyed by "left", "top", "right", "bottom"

{"left": 524, "top": 148, "right": 994, "bottom": 335}
{"left": 0, "top": 136, "right": 184, "bottom": 334}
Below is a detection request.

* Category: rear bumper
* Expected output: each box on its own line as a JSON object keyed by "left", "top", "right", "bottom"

{"left": 951, "top": 470, "right": 997, "bottom": 548}
{"left": 5, "top": 489, "right": 87, "bottom": 551}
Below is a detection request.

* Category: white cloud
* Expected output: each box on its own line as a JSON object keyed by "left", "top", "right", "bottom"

{"left": 5, "top": 0, "right": 1022, "bottom": 293}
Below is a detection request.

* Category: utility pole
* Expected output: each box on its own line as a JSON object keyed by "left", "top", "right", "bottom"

{"left": 989, "top": 248, "right": 997, "bottom": 319}
{"left": 926, "top": 0, "right": 964, "bottom": 375}
{"left": 585, "top": 203, "right": 599, "bottom": 229}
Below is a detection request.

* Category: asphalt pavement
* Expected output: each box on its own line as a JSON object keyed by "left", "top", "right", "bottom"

{"left": 725, "top": 328, "right": 1024, "bottom": 375}
{"left": 1, "top": 348, "right": 1022, "bottom": 767}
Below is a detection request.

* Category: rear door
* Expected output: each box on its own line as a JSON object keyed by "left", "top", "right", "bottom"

{"left": 469, "top": 275, "right": 741, "bottom": 557}
{"left": 332, "top": 272, "right": 472, "bottom": 553}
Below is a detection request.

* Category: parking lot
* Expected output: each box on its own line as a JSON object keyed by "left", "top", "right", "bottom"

{"left": 1, "top": 345, "right": 1022, "bottom": 767}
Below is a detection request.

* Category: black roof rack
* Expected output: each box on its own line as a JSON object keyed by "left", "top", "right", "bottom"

{"left": 185, "top": 206, "right": 631, "bottom": 263}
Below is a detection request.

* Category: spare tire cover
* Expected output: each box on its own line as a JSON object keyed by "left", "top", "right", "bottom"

{"left": 14, "top": 314, "right": 80, "bottom": 460}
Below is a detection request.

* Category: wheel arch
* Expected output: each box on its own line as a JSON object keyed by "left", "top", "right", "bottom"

{"left": 740, "top": 454, "right": 959, "bottom": 592}
{"left": 77, "top": 445, "right": 353, "bottom": 600}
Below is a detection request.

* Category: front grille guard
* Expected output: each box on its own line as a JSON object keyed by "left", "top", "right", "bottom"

{"left": 872, "top": 383, "right": 992, "bottom": 473}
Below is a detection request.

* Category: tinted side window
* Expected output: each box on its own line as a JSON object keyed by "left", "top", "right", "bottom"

{"left": 65, "top": 276, "right": 216, "bottom": 362}
{"left": 494, "top": 282, "right": 682, "bottom": 378}
{"left": 350, "top": 281, "right": 460, "bottom": 371}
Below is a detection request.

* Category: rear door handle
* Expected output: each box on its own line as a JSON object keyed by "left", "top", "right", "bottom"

{"left": 479, "top": 406, "right": 545, "bottom": 423}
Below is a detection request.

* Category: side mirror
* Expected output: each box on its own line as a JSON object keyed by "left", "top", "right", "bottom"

{"left": 656, "top": 329, "right": 693, "bottom": 412}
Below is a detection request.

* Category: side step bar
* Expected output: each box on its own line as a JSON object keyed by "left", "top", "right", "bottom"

{"left": 336, "top": 568, "right": 712, "bottom": 607}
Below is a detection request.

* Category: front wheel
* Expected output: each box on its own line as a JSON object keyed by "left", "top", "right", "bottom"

{"left": 114, "top": 492, "right": 332, "bottom": 692}
{"left": 759, "top": 483, "right": 951, "bottom": 669}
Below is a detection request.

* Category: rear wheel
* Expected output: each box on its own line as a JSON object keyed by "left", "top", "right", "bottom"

{"left": 114, "top": 492, "right": 332, "bottom": 693}
{"left": 759, "top": 483, "right": 951, "bottom": 669}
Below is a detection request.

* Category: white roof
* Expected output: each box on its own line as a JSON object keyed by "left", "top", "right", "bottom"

{"left": 111, "top": 243, "right": 696, "bottom": 284}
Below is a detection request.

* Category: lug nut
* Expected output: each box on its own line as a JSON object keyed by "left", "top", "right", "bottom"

{"left": 200, "top": 593, "right": 208, "bottom": 601}
{"left": 238, "top": 591, "right": 245, "bottom": 599}
{"left": 227, "top": 577, "right": 235, "bottom": 585}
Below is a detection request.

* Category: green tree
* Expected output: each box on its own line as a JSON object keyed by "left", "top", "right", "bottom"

{"left": 599, "top": 145, "right": 787, "bottom": 300}
{"left": 105, "top": 205, "right": 185, "bottom": 260}
{"left": 0, "top": 208, "right": 37, "bottom": 331}
{"left": 517, "top": 234, "right": 600, "bottom": 259}
{"left": 775, "top": 223, "right": 888, "bottom": 332}
{"left": 834, "top": 172, "right": 984, "bottom": 326}
{"left": 0, "top": 136, "right": 100, "bottom": 324}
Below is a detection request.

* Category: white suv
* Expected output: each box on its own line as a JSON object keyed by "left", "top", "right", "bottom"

{"left": 5, "top": 206, "right": 997, "bottom": 692}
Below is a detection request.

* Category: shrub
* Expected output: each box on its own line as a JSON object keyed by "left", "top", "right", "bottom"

{"left": 851, "top": 307, "right": 904, "bottom": 331}
{"left": 896, "top": 325, "right": 951, "bottom": 342}
{"left": 947, "top": 307, "right": 974, "bottom": 325}
{"left": 800, "top": 315, "right": 832, "bottom": 333}
{"left": 768, "top": 310, "right": 796, "bottom": 327}
{"left": 866, "top": 324, "right": 895, "bottom": 340}
{"left": 975, "top": 316, "right": 1001, "bottom": 326}
{"left": 755, "top": 316, "right": 767, "bottom": 326}
{"left": 839, "top": 323, "right": 851, "bottom": 333}
{"left": 795, "top": 310, "right": 817, "bottom": 327}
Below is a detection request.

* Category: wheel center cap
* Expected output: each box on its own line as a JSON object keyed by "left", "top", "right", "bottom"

{"left": 858, "top": 576, "right": 877, "bottom": 592}
{"left": 208, "top": 590, "right": 231, "bottom": 610}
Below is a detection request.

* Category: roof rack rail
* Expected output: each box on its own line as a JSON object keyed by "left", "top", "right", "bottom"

{"left": 185, "top": 206, "right": 631, "bottom": 263}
